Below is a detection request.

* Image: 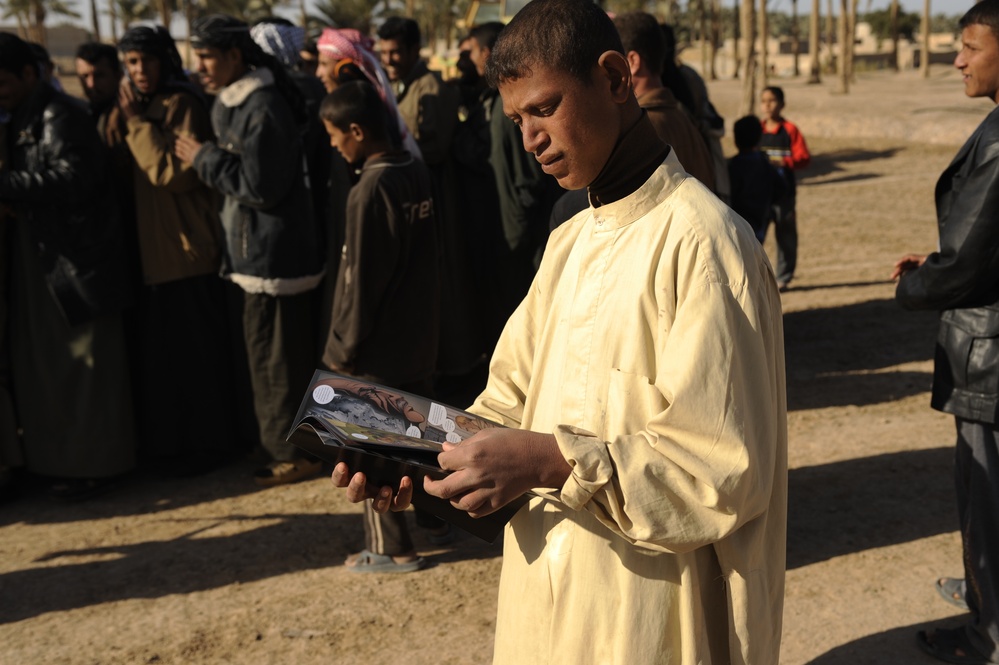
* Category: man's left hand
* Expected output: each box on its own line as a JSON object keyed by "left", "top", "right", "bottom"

{"left": 424, "top": 428, "right": 571, "bottom": 518}
{"left": 174, "top": 134, "right": 203, "bottom": 164}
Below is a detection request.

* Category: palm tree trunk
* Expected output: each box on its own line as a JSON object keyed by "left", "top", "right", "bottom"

{"left": 889, "top": 0, "right": 899, "bottom": 71}
{"left": 825, "top": 0, "right": 835, "bottom": 72}
{"left": 31, "top": 0, "right": 47, "bottom": 46}
{"left": 733, "top": 0, "right": 741, "bottom": 79}
{"left": 698, "top": 0, "right": 708, "bottom": 78}
{"left": 740, "top": 0, "right": 756, "bottom": 115}
{"left": 920, "top": 0, "right": 930, "bottom": 78}
{"left": 89, "top": 0, "right": 102, "bottom": 41}
{"left": 808, "top": 0, "right": 821, "bottom": 83}
{"left": 709, "top": 0, "right": 720, "bottom": 80}
{"left": 791, "top": 0, "right": 799, "bottom": 77}
{"left": 847, "top": 0, "right": 858, "bottom": 82}
{"left": 837, "top": 0, "right": 849, "bottom": 92}
{"left": 759, "top": 0, "right": 769, "bottom": 86}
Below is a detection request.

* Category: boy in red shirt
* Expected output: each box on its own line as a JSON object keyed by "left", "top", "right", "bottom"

{"left": 759, "top": 85, "right": 810, "bottom": 291}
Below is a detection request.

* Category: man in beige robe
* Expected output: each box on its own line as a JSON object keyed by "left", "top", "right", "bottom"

{"left": 334, "top": 1, "right": 787, "bottom": 662}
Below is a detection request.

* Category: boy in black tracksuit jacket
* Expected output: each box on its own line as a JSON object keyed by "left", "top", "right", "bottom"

{"left": 319, "top": 80, "right": 444, "bottom": 572}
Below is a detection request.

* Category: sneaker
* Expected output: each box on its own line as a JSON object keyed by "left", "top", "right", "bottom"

{"left": 254, "top": 458, "right": 323, "bottom": 487}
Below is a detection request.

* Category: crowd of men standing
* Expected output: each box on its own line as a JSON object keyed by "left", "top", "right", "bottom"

{"left": 0, "top": 12, "right": 725, "bottom": 501}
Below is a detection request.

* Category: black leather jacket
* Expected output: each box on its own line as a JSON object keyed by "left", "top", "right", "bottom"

{"left": 897, "top": 105, "right": 999, "bottom": 423}
{"left": 0, "top": 83, "right": 130, "bottom": 326}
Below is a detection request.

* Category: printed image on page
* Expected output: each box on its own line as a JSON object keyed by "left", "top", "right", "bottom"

{"left": 308, "top": 374, "right": 500, "bottom": 446}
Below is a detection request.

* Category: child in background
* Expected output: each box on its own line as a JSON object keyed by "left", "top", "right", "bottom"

{"left": 759, "top": 85, "right": 810, "bottom": 291}
{"left": 319, "top": 80, "right": 445, "bottom": 573}
{"left": 728, "top": 115, "right": 787, "bottom": 243}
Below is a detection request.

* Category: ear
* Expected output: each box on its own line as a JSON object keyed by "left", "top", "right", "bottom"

{"left": 597, "top": 50, "right": 632, "bottom": 103}
{"left": 625, "top": 50, "right": 641, "bottom": 77}
{"left": 226, "top": 46, "right": 243, "bottom": 67}
{"left": 349, "top": 122, "right": 365, "bottom": 142}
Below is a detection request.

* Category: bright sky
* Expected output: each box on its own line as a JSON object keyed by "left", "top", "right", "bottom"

{"left": 60, "top": 0, "right": 968, "bottom": 41}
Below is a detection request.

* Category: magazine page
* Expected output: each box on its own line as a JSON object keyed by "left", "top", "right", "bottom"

{"left": 286, "top": 370, "right": 526, "bottom": 543}
{"left": 291, "top": 371, "right": 502, "bottom": 457}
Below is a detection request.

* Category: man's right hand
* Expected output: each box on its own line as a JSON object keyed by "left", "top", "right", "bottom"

{"left": 891, "top": 254, "right": 927, "bottom": 281}
{"left": 330, "top": 463, "right": 414, "bottom": 513}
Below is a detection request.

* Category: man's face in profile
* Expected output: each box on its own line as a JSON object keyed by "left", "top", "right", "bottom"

{"left": 956, "top": 23, "right": 999, "bottom": 103}
{"left": 499, "top": 61, "right": 622, "bottom": 191}
{"left": 75, "top": 56, "right": 119, "bottom": 107}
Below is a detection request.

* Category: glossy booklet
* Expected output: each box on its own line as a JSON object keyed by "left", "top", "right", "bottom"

{"left": 286, "top": 370, "right": 529, "bottom": 542}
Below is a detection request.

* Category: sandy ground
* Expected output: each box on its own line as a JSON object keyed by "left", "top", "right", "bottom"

{"left": 0, "top": 66, "right": 992, "bottom": 664}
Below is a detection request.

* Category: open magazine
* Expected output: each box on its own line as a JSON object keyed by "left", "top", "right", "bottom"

{"left": 286, "top": 370, "right": 529, "bottom": 542}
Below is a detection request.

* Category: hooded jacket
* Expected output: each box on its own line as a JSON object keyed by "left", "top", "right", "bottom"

{"left": 194, "top": 67, "right": 323, "bottom": 295}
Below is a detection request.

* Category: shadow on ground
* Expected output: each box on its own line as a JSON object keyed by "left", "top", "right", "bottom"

{"left": 783, "top": 298, "right": 939, "bottom": 410}
{"left": 804, "top": 617, "right": 970, "bottom": 665}
{"left": 800, "top": 147, "right": 905, "bottom": 182}
{"left": 0, "top": 505, "right": 500, "bottom": 624}
{"left": 787, "top": 446, "right": 955, "bottom": 570}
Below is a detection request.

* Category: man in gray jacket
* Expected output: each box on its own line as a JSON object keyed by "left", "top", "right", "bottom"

{"left": 893, "top": 2, "right": 999, "bottom": 662}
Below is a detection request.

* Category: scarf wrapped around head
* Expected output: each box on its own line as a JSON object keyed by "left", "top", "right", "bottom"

{"left": 316, "top": 27, "right": 421, "bottom": 159}
{"left": 250, "top": 22, "right": 305, "bottom": 69}
{"left": 190, "top": 14, "right": 254, "bottom": 52}
{"left": 316, "top": 28, "right": 382, "bottom": 89}
{"left": 118, "top": 24, "right": 186, "bottom": 83}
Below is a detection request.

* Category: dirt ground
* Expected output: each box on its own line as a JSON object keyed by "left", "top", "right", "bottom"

{"left": 1, "top": 66, "right": 992, "bottom": 664}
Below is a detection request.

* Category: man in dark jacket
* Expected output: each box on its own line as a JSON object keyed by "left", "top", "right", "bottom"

{"left": 0, "top": 33, "right": 135, "bottom": 499}
{"left": 176, "top": 15, "right": 325, "bottom": 487}
{"left": 893, "top": 3, "right": 999, "bottom": 663}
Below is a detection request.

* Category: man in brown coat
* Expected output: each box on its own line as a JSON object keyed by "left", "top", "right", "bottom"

{"left": 614, "top": 11, "right": 715, "bottom": 192}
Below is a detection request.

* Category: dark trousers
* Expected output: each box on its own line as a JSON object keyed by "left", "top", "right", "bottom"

{"left": 243, "top": 291, "right": 316, "bottom": 462}
{"left": 769, "top": 200, "right": 798, "bottom": 284}
{"left": 955, "top": 418, "right": 999, "bottom": 660}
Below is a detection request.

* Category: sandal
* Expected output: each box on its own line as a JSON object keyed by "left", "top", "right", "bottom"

{"left": 254, "top": 458, "right": 323, "bottom": 487}
{"left": 344, "top": 549, "right": 425, "bottom": 574}
{"left": 937, "top": 577, "right": 969, "bottom": 611}
{"left": 917, "top": 627, "right": 999, "bottom": 665}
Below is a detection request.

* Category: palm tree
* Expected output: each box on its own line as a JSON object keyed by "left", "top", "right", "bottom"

{"left": 739, "top": 0, "right": 756, "bottom": 115}
{"left": 1, "top": 0, "right": 79, "bottom": 45}
{"left": 758, "top": 0, "right": 768, "bottom": 86}
{"left": 807, "top": 0, "right": 821, "bottom": 83}
{"left": 309, "top": 0, "right": 379, "bottom": 31}
{"left": 889, "top": 0, "right": 899, "bottom": 71}
{"left": 920, "top": 0, "right": 930, "bottom": 78}
{"left": 836, "top": 0, "right": 847, "bottom": 92}
{"left": 112, "top": 0, "right": 155, "bottom": 31}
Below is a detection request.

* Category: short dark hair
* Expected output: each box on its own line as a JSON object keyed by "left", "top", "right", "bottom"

{"left": 0, "top": 33, "right": 36, "bottom": 77}
{"left": 733, "top": 115, "right": 763, "bottom": 152}
{"left": 762, "top": 85, "right": 785, "bottom": 105}
{"left": 252, "top": 16, "right": 294, "bottom": 27}
{"left": 75, "top": 41, "right": 121, "bottom": 71}
{"left": 319, "top": 80, "right": 391, "bottom": 143}
{"left": 486, "top": 0, "right": 622, "bottom": 87}
{"left": 27, "top": 41, "right": 52, "bottom": 65}
{"left": 960, "top": 0, "right": 999, "bottom": 41}
{"left": 468, "top": 21, "right": 504, "bottom": 51}
{"left": 377, "top": 16, "right": 421, "bottom": 49}
{"left": 613, "top": 12, "right": 666, "bottom": 77}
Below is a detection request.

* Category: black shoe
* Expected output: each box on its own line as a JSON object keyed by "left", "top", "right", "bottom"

{"left": 49, "top": 476, "right": 124, "bottom": 502}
